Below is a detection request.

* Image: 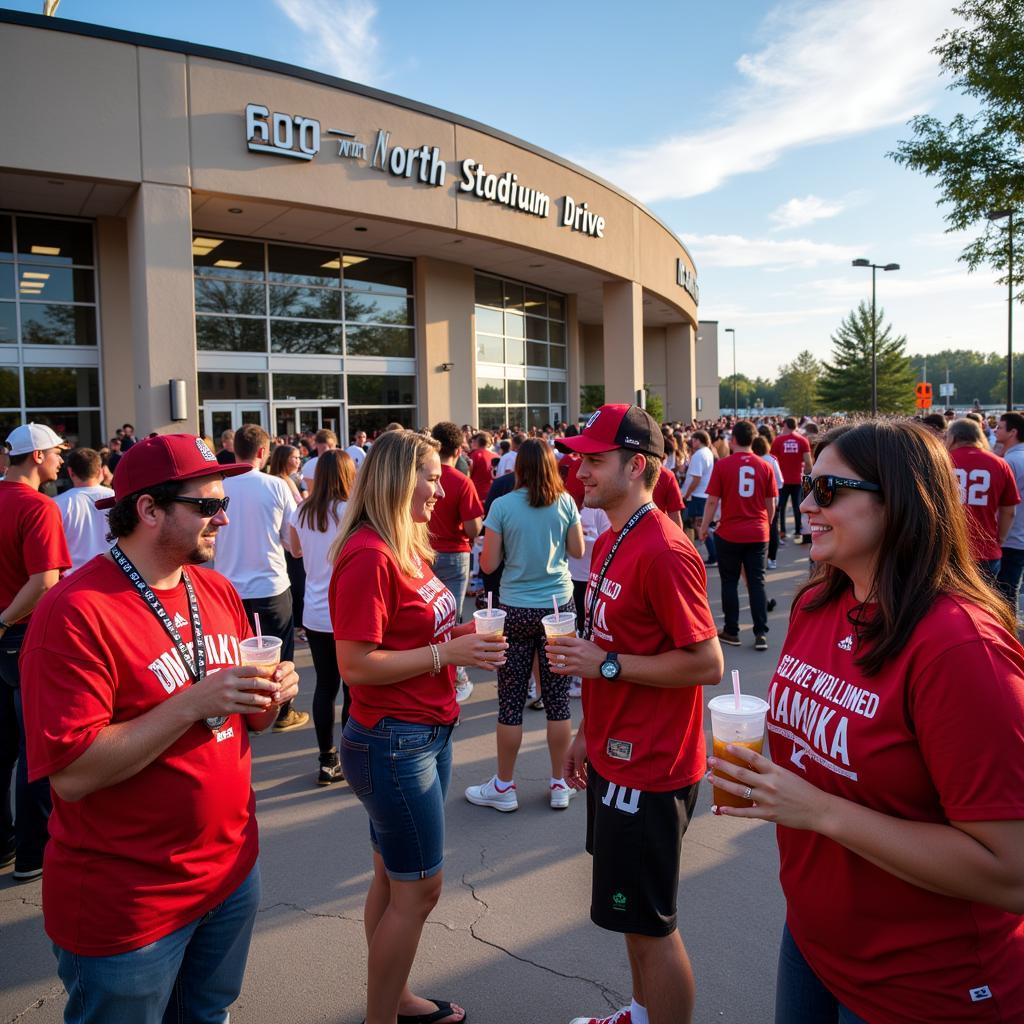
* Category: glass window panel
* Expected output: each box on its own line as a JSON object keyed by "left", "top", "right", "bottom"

{"left": 345, "top": 325, "right": 415, "bottom": 358}
{"left": 17, "top": 217, "right": 93, "bottom": 266}
{"left": 269, "top": 285, "right": 341, "bottom": 320}
{"left": 478, "top": 406, "right": 505, "bottom": 431}
{"left": 526, "top": 341, "right": 548, "bottom": 367}
{"left": 268, "top": 245, "right": 340, "bottom": 285}
{"left": 505, "top": 336, "right": 525, "bottom": 366}
{"left": 475, "top": 334, "right": 504, "bottom": 363}
{"left": 548, "top": 294, "right": 565, "bottom": 320}
{"left": 527, "top": 406, "right": 548, "bottom": 429}
{"left": 347, "top": 375, "right": 417, "bottom": 406}
{"left": 193, "top": 237, "right": 264, "bottom": 280}
{"left": 0, "top": 368, "right": 18, "bottom": 406}
{"left": 272, "top": 320, "right": 343, "bottom": 354}
{"left": 343, "top": 256, "right": 412, "bottom": 295}
{"left": 20, "top": 304, "right": 96, "bottom": 346}
{"left": 348, "top": 406, "right": 416, "bottom": 437}
{"left": 475, "top": 307, "right": 503, "bottom": 335}
{"left": 25, "top": 410, "right": 101, "bottom": 448}
{"left": 503, "top": 282, "right": 524, "bottom": 312}
{"left": 16, "top": 267, "right": 94, "bottom": 304}
{"left": 0, "top": 265, "right": 14, "bottom": 300}
{"left": 24, "top": 366, "right": 99, "bottom": 407}
{"left": 504, "top": 312, "right": 524, "bottom": 339}
{"left": 549, "top": 345, "right": 566, "bottom": 369}
{"left": 272, "top": 373, "right": 340, "bottom": 401}
{"left": 196, "top": 316, "right": 266, "bottom": 352}
{"left": 0, "top": 410, "right": 20, "bottom": 439}
{"left": 0, "top": 303, "right": 15, "bottom": 344}
{"left": 475, "top": 275, "right": 503, "bottom": 308}
{"left": 0, "top": 217, "right": 12, "bottom": 260}
{"left": 527, "top": 380, "right": 549, "bottom": 404}
{"left": 550, "top": 381, "right": 567, "bottom": 403}
{"left": 525, "top": 315, "right": 547, "bottom": 341}
{"left": 506, "top": 406, "right": 526, "bottom": 429}
{"left": 477, "top": 378, "right": 505, "bottom": 405}
{"left": 553, "top": 406, "right": 566, "bottom": 424}
{"left": 195, "top": 278, "right": 266, "bottom": 316}
{"left": 344, "top": 292, "right": 413, "bottom": 325}
{"left": 549, "top": 321, "right": 565, "bottom": 344}
{"left": 198, "top": 372, "right": 268, "bottom": 401}
{"left": 524, "top": 288, "right": 546, "bottom": 313}
{"left": 507, "top": 379, "right": 525, "bottom": 404}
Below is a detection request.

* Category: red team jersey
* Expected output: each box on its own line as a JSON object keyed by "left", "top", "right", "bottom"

{"left": 562, "top": 453, "right": 585, "bottom": 510}
{"left": 428, "top": 464, "right": 484, "bottom": 553}
{"left": 948, "top": 446, "right": 1020, "bottom": 561}
{"left": 0, "top": 480, "right": 71, "bottom": 615}
{"left": 652, "top": 465, "right": 684, "bottom": 515}
{"left": 468, "top": 447, "right": 496, "bottom": 503}
{"left": 21, "top": 558, "right": 258, "bottom": 956}
{"left": 769, "top": 586, "right": 1024, "bottom": 1023}
{"left": 583, "top": 510, "right": 718, "bottom": 791}
{"left": 770, "top": 432, "right": 811, "bottom": 485}
{"left": 331, "top": 526, "right": 459, "bottom": 728}
{"left": 706, "top": 452, "right": 778, "bottom": 543}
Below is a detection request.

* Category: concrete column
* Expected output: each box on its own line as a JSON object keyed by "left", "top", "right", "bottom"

{"left": 566, "top": 293, "right": 581, "bottom": 424}
{"left": 96, "top": 216, "right": 134, "bottom": 439}
{"left": 602, "top": 280, "right": 643, "bottom": 404}
{"left": 665, "top": 321, "right": 696, "bottom": 423}
{"left": 125, "top": 183, "right": 197, "bottom": 434}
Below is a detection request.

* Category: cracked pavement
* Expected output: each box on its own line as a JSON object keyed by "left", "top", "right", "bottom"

{"left": 0, "top": 549, "right": 803, "bottom": 1023}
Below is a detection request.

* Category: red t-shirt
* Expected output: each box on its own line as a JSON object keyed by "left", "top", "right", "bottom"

{"left": 769, "top": 585, "right": 1024, "bottom": 1024}
{"left": 653, "top": 465, "right": 684, "bottom": 515}
{"left": 770, "top": 432, "right": 811, "bottom": 485}
{"left": 428, "top": 464, "right": 484, "bottom": 554}
{"left": 0, "top": 480, "right": 71, "bottom": 617}
{"left": 706, "top": 452, "right": 778, "bottom": 543}
{"left": 562, "top": 453, "right": 585, "bottom": 510}
{"left": 948, "top": 446, "right": 1020, "bottom": 561}
{"left": 21, "top": 557, "right": 259, "bottom": 956}
{"left": 583, "top": 510, "right": 718, "bottom": 791}
{"left": 330, "top": 526, "right": 458, "bottom": 727}
{"left": 468, "top": 447, "right": 496, "bottom": 503}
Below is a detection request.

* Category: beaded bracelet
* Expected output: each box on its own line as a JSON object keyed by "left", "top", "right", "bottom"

{"left": 429, "top": 643, "right": 441, "bottom": 675}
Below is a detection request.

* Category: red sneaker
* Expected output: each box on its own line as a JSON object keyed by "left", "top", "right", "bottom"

{"left": 569, "top": 1009, "right": 631, "bottom": 1024}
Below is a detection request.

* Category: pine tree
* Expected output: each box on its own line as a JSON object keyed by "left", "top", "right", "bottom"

{"left": 818, "top": 302, "right": 916, "bottom": 414}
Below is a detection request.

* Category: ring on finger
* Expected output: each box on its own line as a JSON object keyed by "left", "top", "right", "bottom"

{"left": 742, "top": 786, "right": 753, "bottom": 800}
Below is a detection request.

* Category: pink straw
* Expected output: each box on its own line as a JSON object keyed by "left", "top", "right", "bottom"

{"left": 731, "top": 669, "right": 741, "bottom": 711}
{"left": 254, "top": 612, "right": 263, "bottom": 647}
{"left": 487, "top": 591, "right": 493, "bottom": 613}
{"left": 552, "top": 595, "right": 559, "bottom": 617}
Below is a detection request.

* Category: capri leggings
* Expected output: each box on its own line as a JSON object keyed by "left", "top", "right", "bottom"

{"left": 496, "top": 599, "right": 574, "bottom": 726}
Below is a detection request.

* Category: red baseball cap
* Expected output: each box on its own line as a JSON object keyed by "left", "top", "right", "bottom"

{"left": 95, "top": 434, "right": 250, "bottom": 509}
{"left": 556, "top": 404, "right": 665, "bottom": 459}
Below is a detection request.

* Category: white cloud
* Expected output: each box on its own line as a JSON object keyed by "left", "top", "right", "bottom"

{"left": 681, "top": 232, "right": 861, "bottom": 269}
{"left": 769, "top": 194, "right": 846, "bottom": 230}
{"left": 805, "top": 267, "right": 1002, "bottom": 301}
{"left": 578, "top": 0, "right": 952, "bottom": 202}
{"left": 275, "top": 0, "right": 381, "bottom": 85}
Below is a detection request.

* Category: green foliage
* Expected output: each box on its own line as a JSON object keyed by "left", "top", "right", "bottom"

{"left": 776, "top": 350, "right": 822, "bottom": 415}
{"left": 644, "top": 389, "right": 665, "bottom": 424}
{"left": 819, "top": 302, "right": 917, "bottom": 413}
{"left": 579, "top": 385, "right": 605, "bottom": 414}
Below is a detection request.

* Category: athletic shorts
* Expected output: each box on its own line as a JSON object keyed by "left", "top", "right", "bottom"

{"left": 585, "top": 763, "right": 700, "bottom": 937}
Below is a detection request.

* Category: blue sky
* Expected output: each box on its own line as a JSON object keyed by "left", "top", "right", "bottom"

{"left": 6, "top": 0, "right": 1004, "bottom": 382}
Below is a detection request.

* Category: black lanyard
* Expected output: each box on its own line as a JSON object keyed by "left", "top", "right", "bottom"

{"left": 584, "top": 502, "right": 655, "bottom": 641}
{"left": 110, "top": 545, "right": 224, "bottom": 729}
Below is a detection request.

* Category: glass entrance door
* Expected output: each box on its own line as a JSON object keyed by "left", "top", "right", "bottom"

{"left": 275, "top": 406, "right": 321, "bottom": 439}
{"left": 202, "top": 402, "right": 267, "bottom": 442}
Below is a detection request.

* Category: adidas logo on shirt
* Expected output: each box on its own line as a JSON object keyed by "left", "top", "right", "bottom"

{"left": 173, "top": 613, "right": 189, "bottom": 629}
{"left": 837, "top": 634, "right": 854, "bottom": 652}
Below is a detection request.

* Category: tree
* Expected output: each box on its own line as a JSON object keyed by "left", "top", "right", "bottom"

{"left": 719, "top": 373, "right": 756, "bottom": 412}
{"left": 890, "top": 0, "right": 1024, "bottom": 294}
{"left": 644, "top": 388, "right": 665, "bottom": 424}
{"left": 776, "top": 350, "right": 821, "bottom": 415}
{"left": 579, "top": 385, "right": 605, "bottom": 414}
{"left": 819, "top": 302, "right": 916, "bottom": 413}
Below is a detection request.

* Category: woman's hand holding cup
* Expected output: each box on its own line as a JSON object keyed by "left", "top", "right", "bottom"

{"left": 442, "top": 631, "right": 507, "bottom": 670}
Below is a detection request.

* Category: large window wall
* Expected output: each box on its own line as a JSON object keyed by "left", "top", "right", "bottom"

{"left": 0, "top": 213, "right": 102, "bottom": 445}
{"left": 474, "top": 274, "right": 567, "bottom": 430}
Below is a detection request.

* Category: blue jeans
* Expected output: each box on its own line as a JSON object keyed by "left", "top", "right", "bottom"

{"left": 432, "top": 551, "right": 470, "bottom": 622}
{"left": 997, "top": 545, "right": 1024, "bottom": 612}
{"left": 54, "top": 861, "right": 261, "bottom": 1024}
{"left": 341, "top": 717, "right": 454, "bottom": 881}
{"left": 775, "top": 924, "right": 868, "bottom": 1024}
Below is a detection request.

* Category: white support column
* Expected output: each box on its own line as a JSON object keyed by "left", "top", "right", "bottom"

{"left": 602, "top": 280, "right": 643, "bottom": 404}
{"left": 665, "top": 322, "right": 696, "bottom": 422}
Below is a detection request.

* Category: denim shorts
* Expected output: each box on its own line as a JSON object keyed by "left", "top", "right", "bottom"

{"left": 340, "top": 717, "right": 454, "bottom": 881}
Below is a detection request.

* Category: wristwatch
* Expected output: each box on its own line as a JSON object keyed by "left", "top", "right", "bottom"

{"left": 0, "top": 619, "right": 10, "bottom": 633}
{"left": 599, "top": 652, "right": 621, "bottom": 680}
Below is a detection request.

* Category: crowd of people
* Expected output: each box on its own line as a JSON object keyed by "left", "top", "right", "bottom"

{"left": 1, "top": 400, "right": 1023, "bottom": 1024}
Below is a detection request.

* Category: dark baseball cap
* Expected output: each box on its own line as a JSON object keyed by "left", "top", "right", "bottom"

{"left": 95, "top": 433, "right": 250, "bottom": 509}
{"left": 555, "top": 404, "right": 665, "bottom": 459}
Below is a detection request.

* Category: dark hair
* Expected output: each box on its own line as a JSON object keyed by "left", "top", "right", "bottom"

{"left": 7, "top": 452, "right": 32, "bottom": 467}
{"left": 67, "top": 447, "right": 101, "bottom": 480}
{"left": 616, "top": 449, "right": 660, "bottom": 489}
{"left": 758, "top": 423, "right": 776, "bottom": 442}
{"left": 472, "top": 432, "right": 491, "bottom": 447}
{"left": 751, "top": 435, "right": 769, "bottom": 456}
{"left": 921, "top": 413, "right": 947, "bottom": 432}
{"left": 784, "top": 416, "right": 797, "bottom": 430}
{"left": 297, "top": 449, "right": 356, "bottom": 533}
{"left": 1000, "top": 412, "right": 1024, "bottom": 440}
{"left": 514, "top": 439, "right": 563, "bottom": 507}
{"left": 430, "top": 421, "right": 463, "bottom": 459}
{"left": 268, "top": 444, "right": 298, "bottom": 479}
{"left": 691, "top": 430, "right": 711, "bottom": 447}
{"left": 106, "top": 481, "right": 186, "bottom": 541}
{"left": 234, "top": 424, "right": 269, "bottom": 461}
{"left": 732, "top": 420, "right": 756, "bottom": 446}
{"left": 795, "top": 420, "right": 1015, "bottom": 676}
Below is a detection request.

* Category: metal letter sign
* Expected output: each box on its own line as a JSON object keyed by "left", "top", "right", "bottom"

{"left": 246, "top": 103, "right": 320, "bottom": 161}
{"left": 676, "top": 259, "right": 699, "bottom": 304}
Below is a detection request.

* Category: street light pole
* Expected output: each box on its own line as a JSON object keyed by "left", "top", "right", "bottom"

{"left": 724, "top": 328, "right": 736, "bottom": 416}
{"left": 989, "top": 209, "right": 1015, "bottom": 410}
{"left": 852, "top": 258, "right": 900, "bottom": 416}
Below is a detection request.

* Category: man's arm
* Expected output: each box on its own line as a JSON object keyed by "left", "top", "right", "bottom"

{"left": 766, "top": 496, "right": 778, "bottom": 524}
{"left": 698, "top": 496, "right": 720, "bottom": 540}
{"left": 463, "top": 516, "right": 483, "bottom": 541}
{"left": 802, "top": 451, "right": 813, "bottom": 473}
{"left": 667, "top": 510, "right": 683, "bottom": 528}
{"left": 1, "top": 569, "right": 61, "bottom": 627}
{"left": 998, "top": 505, "right": 1016, "bottom": 544}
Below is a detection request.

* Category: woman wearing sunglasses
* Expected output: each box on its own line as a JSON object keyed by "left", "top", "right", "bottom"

{"left": 709, "top": 420, "right": 1024, "bottom": 1024}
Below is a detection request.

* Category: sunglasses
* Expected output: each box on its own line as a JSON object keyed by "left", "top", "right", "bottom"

{"left": 170, "top": 495, "right": 231, "bottom": 517}
{"left": 801, "top": 474, "right": 881, "bottom": 507}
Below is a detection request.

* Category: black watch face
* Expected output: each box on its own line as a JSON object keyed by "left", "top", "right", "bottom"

{"left": 600, "top": 659, "right": 618, "bottom": 679}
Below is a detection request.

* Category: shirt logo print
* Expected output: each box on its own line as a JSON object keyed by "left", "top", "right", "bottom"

{"left": 837, "top": 634, "right": 854, "bottom": 651}
{"left": 173, "top": 612, "right": 189, "bottom": 629}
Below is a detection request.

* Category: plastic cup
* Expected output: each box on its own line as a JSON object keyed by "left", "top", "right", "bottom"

{"left": 239, "top": 635, "right": 283, "bottom": 668}
{"left": 473, "top": 608, "right": 507, "bottom": 637}
{"left": 541, "top": 612, "right": 576, "bottom": 638}
{"left": 708, "top": 693, "right": 769, "bottom": 808}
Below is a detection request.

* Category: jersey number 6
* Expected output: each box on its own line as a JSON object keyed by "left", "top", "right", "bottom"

{"left": 738, "top": 465, "right": 756, "bottom": 498}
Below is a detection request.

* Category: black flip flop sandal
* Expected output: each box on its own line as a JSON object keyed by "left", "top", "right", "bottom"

{"left": 397, "top": 999, "right": 467, "bottom": 1024}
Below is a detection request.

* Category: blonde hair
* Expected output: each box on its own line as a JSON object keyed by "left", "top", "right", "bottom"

{"left": 328, "top": 430, "right": 440, "bottom": 576}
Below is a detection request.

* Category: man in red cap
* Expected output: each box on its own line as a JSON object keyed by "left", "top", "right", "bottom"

{"left": 20, "top": 433, "right": 299, "bottom": 1024}
{"left": 547, "top": 404, "right": 724, "bottom": 1024}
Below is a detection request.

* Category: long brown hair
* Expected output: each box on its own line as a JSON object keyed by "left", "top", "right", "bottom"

{"left": 297, "top": 449, "right": 355, "bottom": 533}
{"left": 514, "top": 438, "right": 563, "bottom": 507}
{"left": 268, "top": 444, "right": 298, "bottom": 479}
{"left": 795, "top": 420, "right": 1015, "bottom": 676}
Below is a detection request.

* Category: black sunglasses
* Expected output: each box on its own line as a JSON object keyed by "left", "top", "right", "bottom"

{"left": 801, "top": 474, "right": 881, "bottom": 507}
{"left": 170, "top": 495, "right": 231, "bottom": 517}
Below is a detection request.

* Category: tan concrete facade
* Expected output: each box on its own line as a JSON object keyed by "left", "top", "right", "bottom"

{"left": 0, "top": 12, "right": 704, "bottom": 441}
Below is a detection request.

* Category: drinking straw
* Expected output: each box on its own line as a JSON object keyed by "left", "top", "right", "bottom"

{"left": 731, "top": 669, "right": 741, "bottom": 711}
{"left": 255, "top": 612, "right": 263, "bottom": 647}
{"left": 552, "top": 595, "right": 559, "bottom": 618}
{"left": 487, "top": 591, "right": 493, "bottom": 614}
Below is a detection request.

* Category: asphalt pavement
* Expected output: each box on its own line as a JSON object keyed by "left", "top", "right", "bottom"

{"left": 0, "top": 538, "right": 811, "bottom": 1024}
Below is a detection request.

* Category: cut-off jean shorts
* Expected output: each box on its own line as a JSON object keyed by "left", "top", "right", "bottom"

{"left": 340, "top": 716, "right": 455, "bottom": 881}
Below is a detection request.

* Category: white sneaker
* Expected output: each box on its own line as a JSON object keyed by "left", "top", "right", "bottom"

{"left": 550, "top": 781, "right": 575, "bottom": 809}
{"left": 455, "top": 679, "right": 474, "bottom": 704}
{"left": 465, "top": 775, "right": 518, "bottom": 812}
{"left": 527, "top": 680, "right": 537, "bottom": 701}
{"left": 456, "top": 665, "right": 470, "bottom": 685}
{"left": 767, "top": 559, "right": 777, "bottom": 569}
{"left": 570, "top": 1008, "right": 631, "bottom": 1024}
{"left": 568, "top": 679, "right": 582, "bottom": 698}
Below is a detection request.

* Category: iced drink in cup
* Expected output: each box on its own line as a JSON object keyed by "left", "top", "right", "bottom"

{"left": 240, "top": 635, "right": 283, "bottom": 668}
{"left": 708, "top": 693, "right": 770, "bottom": 808}
{"left": 473, "top": 608, "right": 507, "bottom": 638}
{"left": 541, "top": 611, "right": 576, "bottom": 639}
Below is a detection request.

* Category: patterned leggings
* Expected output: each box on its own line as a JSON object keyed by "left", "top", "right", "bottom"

{"left": 496, "top": 599, "right": 574, "bottom": 726}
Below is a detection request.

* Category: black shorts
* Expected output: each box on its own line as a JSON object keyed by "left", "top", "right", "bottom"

{"left": 585, "top": 763, "right": 700, "bottom": 937}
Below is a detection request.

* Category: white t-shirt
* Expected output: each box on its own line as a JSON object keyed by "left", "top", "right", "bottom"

{"left": 289, "top": 500, "right": 347, "bottom": 633}
{"left": 496, "top": 450, "right": 517, "bottom": 476}
{"left": 344, "top": 444, "right": 366, "bottom": 469}
{"left": 567, "top": 506, "right": 611, "bottom": 582}
{"left": 301, "top": 454, "right": 320, "bottom": 488}
{"left": 685, "top": 445, "right": 715, "bottom": 500}
{"left": 214, "top": 470, "right": 297, "bottom": 599}
{"left": 54, "top": 484, "right": 115, "bottom": 573}
{"left": 762, "top": 452, "right": 784, "bottom": 489}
